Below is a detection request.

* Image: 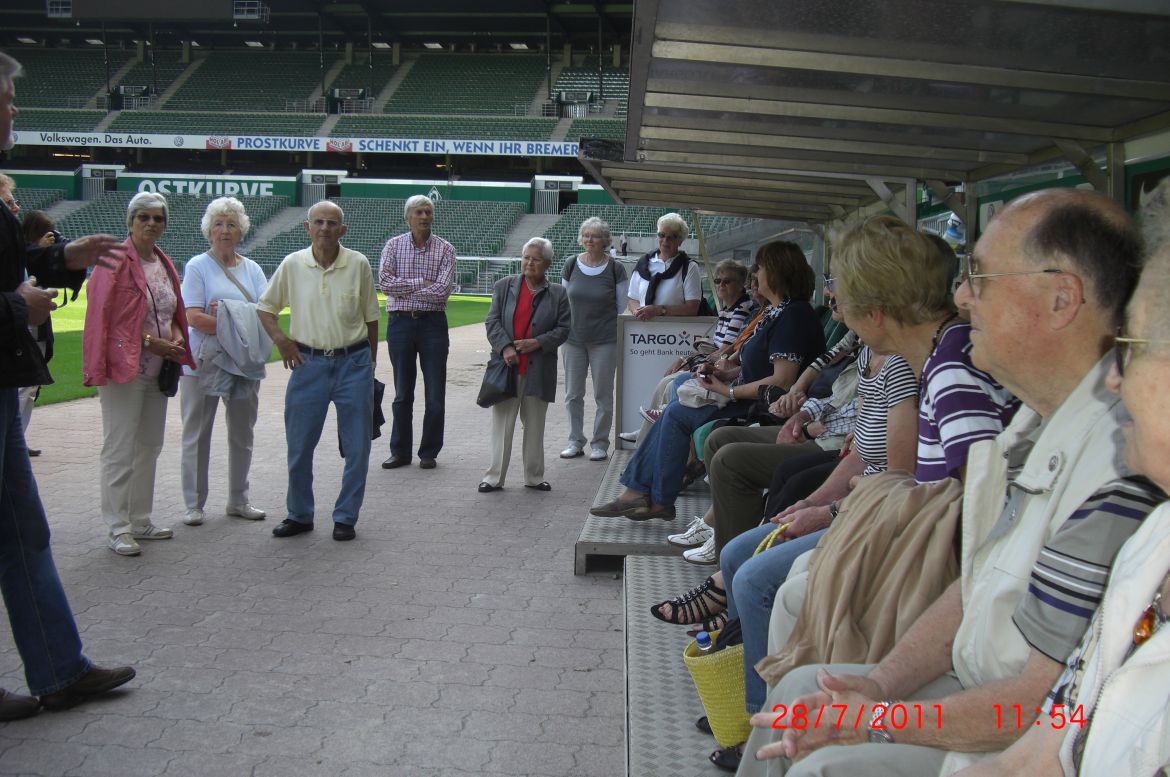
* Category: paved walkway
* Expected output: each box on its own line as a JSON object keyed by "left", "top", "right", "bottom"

{"left": 0, "top": 324, "right": 624, "bottom": 777}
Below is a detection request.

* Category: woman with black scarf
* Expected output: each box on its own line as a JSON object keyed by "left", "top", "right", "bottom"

{"left": 626, "top": 212, "right": 702, "bottom": 320}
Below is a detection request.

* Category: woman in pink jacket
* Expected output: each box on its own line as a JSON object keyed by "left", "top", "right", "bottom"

{"left": 83, "top": 192, "right": 194, "bottom": 556}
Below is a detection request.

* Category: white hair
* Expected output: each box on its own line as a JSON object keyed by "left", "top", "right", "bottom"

{"left": 522, "top": 237, "right": 554, "bottom": 263}
{"left": 577, "top": 216, "right": 612, "bottom": 246}
{"left": 404, "top": 194, "right": 434, "bottom": 221}
{"left": 127, "top": 191, "right": 169, "bottom": 229}
{"left": 657, "top": 212, "right": 689, "bottom": 240}
{"left": 0, "top": 50, "right": 21, "bottom": 90}
{"left": 200, "top": 196, "right": 251, "bottom": 240}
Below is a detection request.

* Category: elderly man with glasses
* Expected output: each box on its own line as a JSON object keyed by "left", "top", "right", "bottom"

{"left": 737, "top": 188, "right": 1163, "bottom": 777}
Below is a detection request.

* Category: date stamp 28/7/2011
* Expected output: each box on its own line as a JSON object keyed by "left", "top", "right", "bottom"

{"left": 768, "top": 702, "right": 1087, "bottom": 732}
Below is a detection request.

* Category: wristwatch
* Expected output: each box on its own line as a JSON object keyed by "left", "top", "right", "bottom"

{"left": 800, "top": 420, "right": 815, "bottom": 440}
{"left": 828, "top": 500, "right": 840, "bottom": 520}
{"left": 142, "top": 333, "right": 153, "bottom": 349}
{"left": 868, "top": 702, "right": 895, "bottom": 744}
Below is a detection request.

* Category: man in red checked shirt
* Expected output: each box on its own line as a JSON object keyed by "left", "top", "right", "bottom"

{"left": 736, "top": 189, "right": 1162, "bottom": 777}
{"left": 377, "top": 194, "right": 456, "bottom": 471}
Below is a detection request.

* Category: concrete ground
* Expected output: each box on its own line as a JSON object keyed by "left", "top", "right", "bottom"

{"left": 0, "top": 323, "right": 624, "bottom": 777}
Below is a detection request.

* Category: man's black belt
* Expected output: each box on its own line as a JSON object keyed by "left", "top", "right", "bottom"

{"left": 389, "top": 310, "right": 442, "bottom": 319}
{"left": 296, "top": 340, "right": 368, "bottom": 357}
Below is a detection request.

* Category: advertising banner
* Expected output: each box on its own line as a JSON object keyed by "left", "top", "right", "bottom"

{"left": 12, "top": 130, "right": 581, "bottom": 158}
{"left": 615, "top": 316, "right": 719, "bottom": 450}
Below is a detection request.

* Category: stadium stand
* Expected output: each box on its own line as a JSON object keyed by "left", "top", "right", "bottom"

{"left": 114, "top": 53, "right": 189, "bottom": 97}
{"left": 14, "top": 109, "right": 105, "bottom": 132}
{"left": 329, "top": 59, "right": 399, "bottom": 96}
{"left": 165, "top": 52, "right": 338, "bottom": 112}
{"left": 243, "top": 197, "right": 525, "bottom": 288}
{"left": 550, "top": 65, "right": 630, "bottom": 100}
{"left": 566, "top": 117, "right": 626, "bottom": 141}
{"left": 15, "top": 188, "right": 65, "bottom": 214}
{"left": 331, "top": 115, "right": 556, "bottom": 140}
{"left": 10, "top": 48, "right": 135, "bottom": 107}
{"left": 54, "top": 191, "right": 290, "bottom": 272}
{"left": 384, "top": 54, "right": 546, "bottom": 115}
{"left": 106, "top": 111, "right": 327, "bottom": 136}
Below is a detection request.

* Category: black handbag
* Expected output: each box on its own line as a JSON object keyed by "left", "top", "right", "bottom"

{"left": 157, "top": 359, "right": 180, "bottom": 397}
{"left": 476, "top": 356, "right": 516, "bottom": 408}
{"left": 146, "top": 278, "right": 182, "bottom": 397}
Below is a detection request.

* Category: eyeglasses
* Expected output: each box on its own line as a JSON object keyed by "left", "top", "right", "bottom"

{"left": 657, "top": 232, "right": 681, "bottom": 240}
{"left": 823, "top": 274, "right": 836, "bottom": 291}
{"left": 2, "top": 197, "right": 19, "bottom": 211}
{"left": 135, "top": 213, "right": 166, "bottom": 223}
{"left": 714, "top": 277, "right": 734, "bottom": 285}
{"left": 959, "top": 255, "right": 1064, "bottom": 297}
{"left": 1113, "top": 334, "right": 1170, "bottom": 377}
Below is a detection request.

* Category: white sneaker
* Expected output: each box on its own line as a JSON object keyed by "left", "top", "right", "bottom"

{"left": 183, "top": 508, "right": 205, "bottom": 526}
{"left": 560, "top": 444, "right": 584, "bottom": 459}
{"left": 108, "top": 534, "right": 141, "bottom": 556}
{"left": 589, "top": 446, "right": 608, "bottom": 461}
{"left": 667, "top": 516, "right": 714, "bottom": 548}
{"left": 226, "top": 503, "right": 267, "bottom": 520}
{"left": 683, "top": 534, "right": 718, "bottom": 565}
{"left": 132, "top": 523, "right": 173, "bottom": 540}
{"left": 618, "top": 430, "right": 639, "bottom": 443}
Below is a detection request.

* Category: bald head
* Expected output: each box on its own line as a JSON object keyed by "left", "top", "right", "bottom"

{"left": 1000, "top": 188, "right": 1141, "bottom": 326}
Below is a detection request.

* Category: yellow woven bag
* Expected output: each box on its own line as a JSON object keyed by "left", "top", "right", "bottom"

{"left": 682, "top": 523, "right": 787, "bottom": 748}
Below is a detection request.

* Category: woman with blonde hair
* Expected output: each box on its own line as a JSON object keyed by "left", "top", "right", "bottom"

{"left": 626, "top": 212, "right": 702, "bottom": 320}
{"left": 83, "top": 192, "right": 194, "bottom": 556}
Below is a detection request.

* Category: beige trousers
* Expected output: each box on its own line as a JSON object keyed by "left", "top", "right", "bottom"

{"left": 483, "top": 373, "right": 549, "bottom": 487}
{"left": 98, "top": 374, "right": 169, "bottom": 539}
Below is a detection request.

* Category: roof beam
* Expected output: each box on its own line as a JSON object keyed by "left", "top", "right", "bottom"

{"left": 598, "top": 165, "right": 874, "bottom": 197}
{"left": 635, "top": 147, "right": 967, "bottom": 182}
{"left": 608, "top": 179, "right": 859, "bottom": 207}
{"left": 649, "top": 40, "right": 1170, "bottom": 102}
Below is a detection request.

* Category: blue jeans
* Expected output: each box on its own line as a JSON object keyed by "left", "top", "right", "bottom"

{"left": 386, "top": 312, "right": 448, "bottom": 460}
{"left": 620, "top": 397, "right": 744, "bottom": 507}
{"left": 0, "top": 387, "right": 91, "bottom": 695}
{"left": 722, "top": 522, "right": 826, "bottom": 712}
{"left": 284, "top": 347, "right": 374, "bottom": 526}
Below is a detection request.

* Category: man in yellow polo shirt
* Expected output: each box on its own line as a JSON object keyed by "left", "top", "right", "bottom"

{"left": 257, "top": 200, "right": 380, "bottom": 542}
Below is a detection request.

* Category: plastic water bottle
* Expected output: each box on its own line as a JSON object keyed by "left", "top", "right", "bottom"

{"left": 696, "top": 631, "right": 717, "bottom": 654}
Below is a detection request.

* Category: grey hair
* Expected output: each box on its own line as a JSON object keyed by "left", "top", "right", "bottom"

{"left": 577, "top": 216, "right": 611, "bottom": 246}
{"left": 522, "top": 237, "right": 554, "bottom": 263}
{"left": 657, "top": 212, "right": 689, "bottom": 240}
{"left": 0, "top": 173, "right": 14, "bottom": 193}
{"left": 126, "top": 191, "right": 169, "bottom": 229}
{"left": 1139, "top": 177, "right": 1170, "bottom": 257}
{"left": 306, "top": 200, "right": 344, "bottom": 222}
{"left": 200, "top": 196, "right": 251, "bottom": 240}
{"left": 404, "top": 194, "right": 434, "bottom": 221}
{"left": 0, "top": 50, "right": 21, "bottom": 89}
{"left": 713, "top": 259, "right": 748, "bottom": 287}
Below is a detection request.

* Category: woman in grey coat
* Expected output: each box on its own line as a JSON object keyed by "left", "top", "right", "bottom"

{"left": 479, "top": 237, "right": 572, "bottom": 493}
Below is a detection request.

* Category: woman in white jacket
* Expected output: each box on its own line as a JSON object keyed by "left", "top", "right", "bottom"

{"left": 179, "top": 197, "right": 269, "bottom": 527}
{"left": 955, "top": 232, "right": 1170, "bottom": 777}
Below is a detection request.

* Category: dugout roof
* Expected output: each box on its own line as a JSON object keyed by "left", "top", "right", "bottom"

{"left": 580, "top": 0, "right": 1170, "bottom": 224}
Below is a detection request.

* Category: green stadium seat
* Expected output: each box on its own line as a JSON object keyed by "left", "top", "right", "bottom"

{"left": 384, "top": 54, "right": 546, "bottom": 116}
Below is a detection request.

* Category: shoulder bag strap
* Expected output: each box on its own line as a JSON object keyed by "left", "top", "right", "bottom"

{"left": 209, "top": 253, "right": 255, "bottom": 304}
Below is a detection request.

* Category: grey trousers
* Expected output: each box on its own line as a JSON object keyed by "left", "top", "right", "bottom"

{"left": 736, "top": 662, "right": 963, "bottom": 777}
{"left": 483, "top": 373, "right": 548, "bottom": 487}
{"left": 98, "top": 374, "right": 169, "bottom": 539}
{"left": 179, "top": 375, "right": 260, "bottom": 510}
{"left": 562, "top": 340, "right": 616, "bottom": 452}
{"left": 705, "top": 425, "right": 822, "bottom": 551}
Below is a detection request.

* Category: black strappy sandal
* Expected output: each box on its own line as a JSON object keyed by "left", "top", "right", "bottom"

{"left": 649, "top": 575, "right": 726, "bottom": 625}
{"left": 709, "top": 744, "right": 742, "bottom": 772}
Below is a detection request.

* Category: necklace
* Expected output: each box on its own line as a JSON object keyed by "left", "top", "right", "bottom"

{"left": 1133, "top": 567, "right": 1170, "bottom": 650}
{"left": 919, "top": 312, "right": 959, "bottom": 402}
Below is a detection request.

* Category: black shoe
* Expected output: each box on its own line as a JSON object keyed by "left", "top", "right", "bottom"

{"left": 0, "top": 688, "right": 40, "bottom": 721}
{"left": 26, "top": 449, "right": 41, "bottom": 457}
{"left": 709, "top": 745, "right": 742, "bottom": 773}
{"left": 272, "top": 519, "right": 313, "bottom": 537}
{"left": 524, "top": 482, "right": 552, "bottom": 492}
{"left": 381, "top": 455, "right": 411, "bottom": 469}
{"left": 419, "top": 458, "right": 436, "bottom": 469}
{"left": 478, "top": 481, "right": 502, "bottom": 493}
{"left": 332, "top": 523, "right": 356, "bottom": 541}
{"left": 39, "top": 665, "right": 135, "bottom": 711}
